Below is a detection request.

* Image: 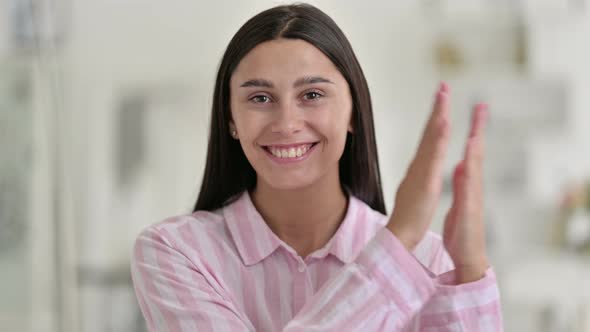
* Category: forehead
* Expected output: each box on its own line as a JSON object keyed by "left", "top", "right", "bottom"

{"left": 231, "top": 38, "right": 343, "bottom": 84}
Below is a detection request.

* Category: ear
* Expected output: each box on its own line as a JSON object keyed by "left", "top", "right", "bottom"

{"left": 229, "top": 120, "right": 239, "bottom": 139}
{"left": 347, "top": 106, "right": 355, "bottom": 134}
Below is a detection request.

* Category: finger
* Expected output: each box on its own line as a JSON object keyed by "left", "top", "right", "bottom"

{"left": 464, "top": 104, "right": 488, "bottom": 207}
{"left": 443, "top": 162, "right": 464, "bottom": 243}
{"left": 464, "top": 103, "right": 488, "bottom": 171}
{"left": 454, "top": 161, "right": 466, "bottom": 194}
{"left": 445, "top": 161, "right": 464, "bottom": 221}
{"left": 448, "top": 103, "right": 488, "bottom": 211}
{"left": 449, "top": 161, "right": 467, "bottom": 212}
{"left": 410, "top": 82, "right": 451, "bottom": 190}
{"left": 468, "top": 103, "right": 489, "bottom": 138}
{"left": 425, "top": 82, "right": 450, "bottom": 126}
{"left": 422, "top": 82, "right": 450, "bottom": 146}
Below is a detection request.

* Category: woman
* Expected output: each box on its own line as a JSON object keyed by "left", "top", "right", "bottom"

{"left": 131, "top": 3, "right": 502, "bottom": 331}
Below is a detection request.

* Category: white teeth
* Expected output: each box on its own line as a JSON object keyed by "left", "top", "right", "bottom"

{"left": 271, "top": 148, "right": 281, "bottom": 157}
{"left": 267, "top": 144, "right": 313, "bottom": 159}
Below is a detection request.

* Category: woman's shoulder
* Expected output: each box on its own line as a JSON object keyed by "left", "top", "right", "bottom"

{"left": 140, "top": 208, "right": 226, "bottom": 236}
{"left": 132, "top": 208, "right": 234, "bottom": 261}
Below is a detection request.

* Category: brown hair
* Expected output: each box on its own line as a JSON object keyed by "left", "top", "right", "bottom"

{"left": 193, "top": 3, "right": 386, "bottom": 214}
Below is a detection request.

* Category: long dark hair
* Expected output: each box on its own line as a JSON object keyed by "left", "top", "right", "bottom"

{"left": 193, "top": 3, "right": 386, "bottom": 214}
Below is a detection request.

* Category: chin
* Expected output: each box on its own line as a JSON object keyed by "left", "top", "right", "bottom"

{"left": 262, "top": 174, "right": 318, "bottom": 191}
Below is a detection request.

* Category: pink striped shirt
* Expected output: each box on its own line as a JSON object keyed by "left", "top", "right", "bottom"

{"left": 131, "top": 191, "right": 503, "bottom": 331}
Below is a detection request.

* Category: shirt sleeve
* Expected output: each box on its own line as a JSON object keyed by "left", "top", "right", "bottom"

{"left": 283, "top": 229, "right": 503, "bottom": 331}
{"left": 409, "top": 235, "right": 504, "bottom": 331}
{"left": 131, "top": 226, "right": 503, "bottom": 332}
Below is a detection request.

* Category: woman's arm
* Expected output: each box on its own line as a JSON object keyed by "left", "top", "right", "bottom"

{"left": 131, "top": 224, "right": 501, "bottom": 332}
{"left": 283, "top": 227, "right": 502, "bottom": 331}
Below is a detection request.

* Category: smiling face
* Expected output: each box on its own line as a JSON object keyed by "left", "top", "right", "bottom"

{"left": 229, "top": 38, "right": 353, "bottom": 191}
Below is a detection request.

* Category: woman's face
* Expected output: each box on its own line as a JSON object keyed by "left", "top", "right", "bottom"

{"left": 229, "top": 38, "right": 353, "bottom": 191}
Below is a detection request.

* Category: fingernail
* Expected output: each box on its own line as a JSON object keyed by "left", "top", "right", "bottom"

{"left": 439, "top": 81, "right": 449, "bottom": 93}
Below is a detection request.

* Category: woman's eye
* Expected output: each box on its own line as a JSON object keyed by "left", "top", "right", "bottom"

{"left": 303, "top": 91, "right": 323, "bottom": 101}
{"left": 250, "top": 95, "right": 271, "bottom": 103}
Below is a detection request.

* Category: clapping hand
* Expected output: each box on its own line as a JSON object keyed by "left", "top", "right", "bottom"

{"left": 386, "top": 83, "right": 489, "bottom": 283}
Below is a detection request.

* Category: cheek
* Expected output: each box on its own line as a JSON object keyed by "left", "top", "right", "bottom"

{"left": 232, "top": 110, "right": 265, "bottom": 139}
{"left": 326, "top": 105, "right": 352, "bottom": 155}
{"left": 309, "top": 115, "right": 350, "bottom": 161}
{"left": 313, "top": 104, "right": 352, "bottom": 140}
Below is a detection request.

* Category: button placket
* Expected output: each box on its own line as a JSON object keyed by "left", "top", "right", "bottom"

{"left": 292, "top": 258, "right": 309, "bottom": 314}
{"left": 297, "top": 261, "right": 306, "bottom": 273}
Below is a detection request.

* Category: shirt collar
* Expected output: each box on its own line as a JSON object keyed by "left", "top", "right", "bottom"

{"left": 314, "top": 192, "right": 374, "bottom": 264}
{"left": 223, "top": 190, "right": 380, "bottom": 266}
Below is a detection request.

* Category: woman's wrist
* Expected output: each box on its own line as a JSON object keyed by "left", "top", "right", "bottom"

{"left": 455, "top": 261, "right": 489, "bottom": 284}
{"left": 386, "top": 222, "right": 420, "bottom": 251}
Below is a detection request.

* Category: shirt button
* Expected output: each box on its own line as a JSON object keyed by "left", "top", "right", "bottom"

{"left": 297, "top": 262, "right": 306, "bottom": 272}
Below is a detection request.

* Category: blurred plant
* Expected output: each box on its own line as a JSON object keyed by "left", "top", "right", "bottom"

{"left": 560, "top": 182, "right": 590, "bottom": 211}
{"left": 556, "top": 180, "right": 590, "bottom": 253}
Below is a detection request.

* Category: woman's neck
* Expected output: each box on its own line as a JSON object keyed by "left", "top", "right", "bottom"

{"left": 250, "top": 171, "right": 348, "bottom": 259}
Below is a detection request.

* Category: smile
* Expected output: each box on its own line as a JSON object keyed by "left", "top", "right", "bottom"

{"left": 262, "top": 142, "right": 318, "bottom": 163}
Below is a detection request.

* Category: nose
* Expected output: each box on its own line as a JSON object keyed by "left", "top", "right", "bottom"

{"left": 270, "top": 101, "right": 304, "bottom": 136}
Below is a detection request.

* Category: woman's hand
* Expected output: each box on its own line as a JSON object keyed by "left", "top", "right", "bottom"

{"left": 386, "top": 82, "right": 490, "bottom": 284}
{"left": 386, "top": 83, "right": 451, "bottom": 250}
{"left": 442, "top": 104, "right": 489, "bottom": 283}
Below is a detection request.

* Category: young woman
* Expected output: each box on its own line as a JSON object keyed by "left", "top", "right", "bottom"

{"left": 131, "top": 3, "right": 502, "bottom": 331}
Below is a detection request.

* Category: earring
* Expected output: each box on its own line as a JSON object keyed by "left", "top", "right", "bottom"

{"left": 230, "top": 129, "right": 237, "bottom": 138}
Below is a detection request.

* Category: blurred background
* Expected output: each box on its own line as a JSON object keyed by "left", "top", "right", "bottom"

{"left": 1, "top": 0, "right": 590, "bottom": 331}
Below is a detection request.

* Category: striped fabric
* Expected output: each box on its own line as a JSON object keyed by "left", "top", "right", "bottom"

{"left": 131, "top": 191, "right": 503, "bottom": 331}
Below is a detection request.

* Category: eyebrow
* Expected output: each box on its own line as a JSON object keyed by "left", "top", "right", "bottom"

{"left": 239, "top": 76, "right": 334, "bottom": 88}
